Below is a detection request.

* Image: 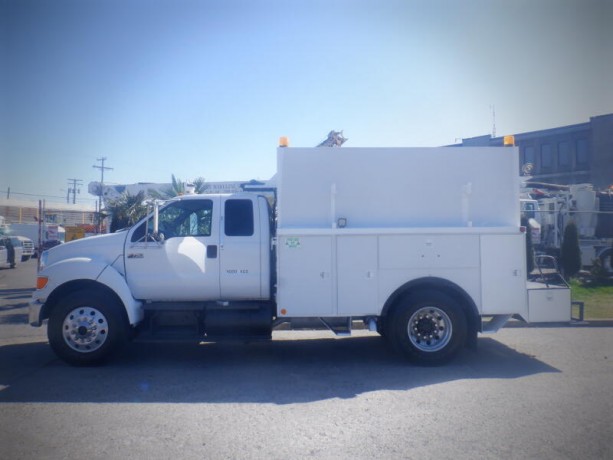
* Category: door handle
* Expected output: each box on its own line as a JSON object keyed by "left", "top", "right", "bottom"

{"left": 207, "top": 245, "right": 218, "bottom": 259}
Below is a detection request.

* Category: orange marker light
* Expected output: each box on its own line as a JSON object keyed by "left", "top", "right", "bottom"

{"left": 280, "top": 309, "right": 287, "bottom": 315}
{"left": 36, "top": 276, "right": 49, "bottom": 290}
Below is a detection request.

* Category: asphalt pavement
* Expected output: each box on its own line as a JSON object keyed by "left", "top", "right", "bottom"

{"left": 0, "top": 259, "right": 612, "bottom": 459}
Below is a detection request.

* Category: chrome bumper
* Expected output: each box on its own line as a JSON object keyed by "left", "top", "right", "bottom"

{"left": 29, "top": 299, "right": 44, "bottom": 327}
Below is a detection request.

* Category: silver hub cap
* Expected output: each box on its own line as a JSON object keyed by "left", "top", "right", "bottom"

{"left": 62, "top": 307, "right": 109, "bottom": 353}
{"left": 408, "top": 307, "right": 452, "bottom": 352}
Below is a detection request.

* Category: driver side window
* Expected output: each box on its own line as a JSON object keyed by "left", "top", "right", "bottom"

{"left": 131, "top": 199, "right": 213, "bottom": 242}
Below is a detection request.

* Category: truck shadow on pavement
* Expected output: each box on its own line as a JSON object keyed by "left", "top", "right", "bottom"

{"left": 0, "top": 334, "right": 559, "bottom": 404}
{"left": 0, "top": 288, "right": 34, "bottom": 313}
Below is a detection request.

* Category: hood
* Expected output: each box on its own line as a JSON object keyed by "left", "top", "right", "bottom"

{"left": 43, "top": 232, "right": 127, "bottom": 268}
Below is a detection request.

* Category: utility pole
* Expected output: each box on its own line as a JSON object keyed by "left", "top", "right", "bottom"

{"left": 93, "top": 157, "right": 113, "bottom": 233}
{"left": 66, "top": 178, "right": 83, "bottom": 204}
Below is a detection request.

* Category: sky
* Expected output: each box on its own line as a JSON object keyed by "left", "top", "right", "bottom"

{"left": 1, "top": 0, "right": 612, "bottom": 207}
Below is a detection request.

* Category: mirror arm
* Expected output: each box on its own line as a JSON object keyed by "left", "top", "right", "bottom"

{"left": 153, "top": 200, "right": 159, "bottom": 235}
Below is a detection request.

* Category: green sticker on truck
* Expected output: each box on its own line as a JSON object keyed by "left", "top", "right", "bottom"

{"left": 285, "top": 237, "right": 301, "bottom": 249}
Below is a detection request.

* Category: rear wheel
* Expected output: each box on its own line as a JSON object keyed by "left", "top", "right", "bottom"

{"left": 390, "top": 291, "right": 467, "bottom": 365}
{"left": 48, "top": 290, "right": 128, "bottom": 366}
{"left": 599, "top": 247, "right": 613, "bottom": 273}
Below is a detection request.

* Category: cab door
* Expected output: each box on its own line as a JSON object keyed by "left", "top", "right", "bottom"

{"left": 125, "top": 197, "right": 220, "bottom": 301}
{"left": 219, "top": 196, "right": 263, "bottom": 299}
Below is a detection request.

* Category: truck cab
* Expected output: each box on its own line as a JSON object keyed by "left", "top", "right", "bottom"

{"left": 124, "top": 193, "right": 271, "bottom": 302}
{"left": 29, "top": 193, "right": 275, "bottom": 366}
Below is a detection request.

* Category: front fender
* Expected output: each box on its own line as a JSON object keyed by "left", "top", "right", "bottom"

{"left": 34, "top": 257, "right": 143, "bottom": 326}
{"left": 35, "top": 257, "right": 105, "bottom": 299}
{"left": 97, "top": 264, "right": 143, "bottom": 325}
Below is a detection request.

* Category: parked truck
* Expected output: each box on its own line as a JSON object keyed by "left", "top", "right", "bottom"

{"left": 8, "top": 222, "right": 65, "bottom": 257}
{"left": 30, "top": 146, "right": 571, "bottom": 366}
{"left": 524, "top": 183, "right": 613, "bottom": 270}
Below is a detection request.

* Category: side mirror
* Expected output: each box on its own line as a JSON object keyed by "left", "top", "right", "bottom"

{"left": 148, "top": 232, "right": 164, "bottom": 243}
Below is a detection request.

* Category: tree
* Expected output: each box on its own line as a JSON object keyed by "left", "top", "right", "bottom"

{"left": 150, "top": 174, "right": 207, "bottom": 199}
{"left": 560, "top": 221, "right": 581, "bottom": 279}
{"left": 191, "top": 176, "right": 207, "bottom": 194}
{"left": 106, "top": 191, "right": 149, "bottom": 233}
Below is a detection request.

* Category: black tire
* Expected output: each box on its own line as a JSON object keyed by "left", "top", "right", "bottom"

{"left": 389, "top": 291, "right": 467, "bottom": 365}
{"left": 599, "top": 248, "right": 613, "bottom": 273}
{"left": 48, "top": 290, "right": 128, "bottom": 366}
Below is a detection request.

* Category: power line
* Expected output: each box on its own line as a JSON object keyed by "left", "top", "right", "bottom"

{"left": 0, "top": 189, "right": 97, "bottom": 203}
{"left": 93, "top": 157, "right": 113, "bottom": 233}
{"left": 66, "top": 178, "right": 83, "bottom": 204}
{"left": 2, "top": 190, "right": 64, "bottom": 199}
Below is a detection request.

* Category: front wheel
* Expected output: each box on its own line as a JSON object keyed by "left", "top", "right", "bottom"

{"left": 48, "top": 290, "right": 128, "bottom": 366}
{"left": 390, "top": 292, "right": 467, "bottom": 365}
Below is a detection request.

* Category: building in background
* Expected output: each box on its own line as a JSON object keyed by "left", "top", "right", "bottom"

{"left": 0, "top": 198, "right": 97, "bottom": 228}
{"left": 0, "top": 198, "right": 99, "bottom": 243}
{"left": 455, "top": 113, "right": 613, "bottom": 189}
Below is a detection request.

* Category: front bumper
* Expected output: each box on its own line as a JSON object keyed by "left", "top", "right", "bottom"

{"left": 29, "top": 299, "right": 44, "bottom": 327}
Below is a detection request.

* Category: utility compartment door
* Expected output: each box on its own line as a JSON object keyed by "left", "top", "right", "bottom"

{"left": 337, "top": 235, "right": 378, "bottom": 316}
{"left": 480, "top": 234, "right": 528, "bottom": 317}
{"left": 527, "top": 283, "right": 571, "bottom": 322}
{"left": 277, "top": 235, "right": 334, "bottom": 317}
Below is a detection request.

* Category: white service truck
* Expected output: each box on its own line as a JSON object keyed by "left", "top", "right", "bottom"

{"left": 30, "top": 147, "right": 571, "bottom": 366}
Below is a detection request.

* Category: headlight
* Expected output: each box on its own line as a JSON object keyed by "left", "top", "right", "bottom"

{"left": 39, "top": 251, "right": 48, "bottom": 271}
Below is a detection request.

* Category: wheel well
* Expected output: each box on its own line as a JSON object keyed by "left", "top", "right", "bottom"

{"left": 598, "top": 247, "right": 612, "bottom": 260}
{"left": 41, "top": 280, "right": 129, "bottom": 325}
{"left": 381, "top": 277, "right": 480, "bottom": 346}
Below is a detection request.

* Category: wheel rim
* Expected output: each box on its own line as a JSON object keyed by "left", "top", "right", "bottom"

{"left": 62, "top": 307, "right": 109, "bottom": 353}
{"left": 407, "top": 306, "right": 453, "bottom": 352}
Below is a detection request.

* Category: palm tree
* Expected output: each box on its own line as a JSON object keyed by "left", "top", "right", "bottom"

{"left": 191, "top": 176, "right": 208, "bottom": 194}
{"left": 106, "top": 191, "right": 149, "bottom": 232}
{"left": 150, "top": 174, "right": 207, "bottom": 199}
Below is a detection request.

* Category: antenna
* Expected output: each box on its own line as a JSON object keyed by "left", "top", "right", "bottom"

{"left": 317, "top": 130, "right": 347, "bottom": 147}
{"left": 490, "top": 104, "right": 496, "bottom": 138}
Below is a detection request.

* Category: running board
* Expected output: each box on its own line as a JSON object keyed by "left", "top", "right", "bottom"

{"left": 481, "top": 315, "right": 513, "bottom": 333}
{"left": 272, "top": 317, "right": 353, "bottom": 336}
{"left": 319, "top": 317, "right": 352, "bottom": 337}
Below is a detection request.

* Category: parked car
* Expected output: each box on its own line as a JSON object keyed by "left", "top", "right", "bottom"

{"left": 41, "top": 239, "right": 62, "bottom": 252}
{"left": 32, "top": 239, "right": 63, "bottom": 258}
